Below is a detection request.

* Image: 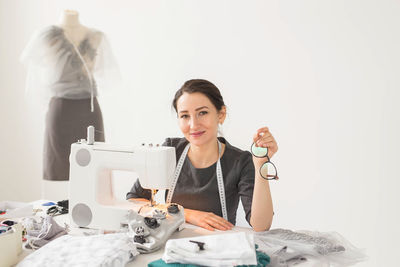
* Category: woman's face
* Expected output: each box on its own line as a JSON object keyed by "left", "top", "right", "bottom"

{"left": 176, "top": 92, "right": 226, "bottom": 147}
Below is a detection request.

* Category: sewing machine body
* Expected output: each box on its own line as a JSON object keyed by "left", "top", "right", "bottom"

{"left": 69, "top": 141, "right": 176, "bottom": 230}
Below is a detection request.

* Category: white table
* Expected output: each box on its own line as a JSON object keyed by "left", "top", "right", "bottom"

{"left": 15, "top": 200, "right": 325, "bottom": 266}
{"left": 17, "top": 214, "right": 254, "bottom": 265}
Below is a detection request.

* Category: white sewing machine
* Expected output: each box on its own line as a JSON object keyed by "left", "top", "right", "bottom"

{"left": 69, "top": 126, "right": 176, "bottom": 230}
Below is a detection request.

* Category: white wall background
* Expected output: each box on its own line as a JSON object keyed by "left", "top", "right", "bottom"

{"left": 1, "top": 0, "right": 399, "bottom": 266}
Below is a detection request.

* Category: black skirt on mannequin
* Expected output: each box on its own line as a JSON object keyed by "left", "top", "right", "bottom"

{"left": 43, "top": 97, "right": 105, "bottom": 181}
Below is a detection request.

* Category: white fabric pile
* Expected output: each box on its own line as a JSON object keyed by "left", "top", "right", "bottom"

{"left": 162, "top": 232, "right": 257, "bottom": 267}
{"left": 17, "top": 233, "right": 139, "bottom": 267}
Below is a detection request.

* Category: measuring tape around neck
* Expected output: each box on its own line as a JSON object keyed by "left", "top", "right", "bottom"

{"left": 166, "top": 140, "right": 228, "bottom": 221}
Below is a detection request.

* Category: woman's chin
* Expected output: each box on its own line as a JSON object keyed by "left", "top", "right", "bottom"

{"left": 188, "top": 136, "right": 206, "bottom": 145}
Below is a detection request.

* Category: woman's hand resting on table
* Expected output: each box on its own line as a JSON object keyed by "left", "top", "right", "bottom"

{"left": 184, "top": 208, "right": 234, "bottom": 231}
{"left": 128, "top": 199, "right": 233, "bottom": 231}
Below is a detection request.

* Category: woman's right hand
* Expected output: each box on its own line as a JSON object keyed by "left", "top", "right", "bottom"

{"left": 184, "top": 208, "right": 234, "bottom": 231}
{"left": 128, "top": 198, "right": 150, "bottom": 203}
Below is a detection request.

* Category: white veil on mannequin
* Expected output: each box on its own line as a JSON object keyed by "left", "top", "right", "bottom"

{"left": 20, "top": 10, "right": 121, "bottom": 111}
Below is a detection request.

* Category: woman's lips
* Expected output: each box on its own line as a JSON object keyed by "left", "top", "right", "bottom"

{"left": 190, "top": 131, "right": 205, "bottom": 138}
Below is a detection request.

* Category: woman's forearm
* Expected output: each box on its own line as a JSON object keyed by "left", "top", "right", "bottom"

{"left": 250, "top": 171, "right": 274, "bottom": 232}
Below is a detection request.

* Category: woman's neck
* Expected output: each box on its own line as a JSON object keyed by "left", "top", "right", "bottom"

{"left": 188, "top": 138, "right": 225, "bottom": 168}
{"left": 59, "top": 10, "right": 81, "bottom": 28}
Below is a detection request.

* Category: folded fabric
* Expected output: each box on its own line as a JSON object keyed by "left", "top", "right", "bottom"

{"left": 162, "top": 232, "right": 257, "bottom": 267}
{"left": 148, "top": 260, "right": 198, "bottom": 267}
{"left": 17, "top": 233, "right": 139, "bottom": 267}
{"left": 150, "top": 247, "right": 270, "bottom": 267}
{"left": 240, "top": 247, "right": 270, "bottom": 267}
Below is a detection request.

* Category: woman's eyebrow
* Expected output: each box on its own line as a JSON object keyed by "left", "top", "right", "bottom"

{"left": 179, "top": 106, "right": 209, "bottom": 114}
{"left": 195, "top": 106, "right": 209, "bottom": 111}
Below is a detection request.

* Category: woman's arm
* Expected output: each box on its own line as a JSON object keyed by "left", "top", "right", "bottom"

{"left": 249, "top": 127, "right": 278, "bottom": 232}
{"left": 250, "top": 169, "right": 274, "bottom": 231}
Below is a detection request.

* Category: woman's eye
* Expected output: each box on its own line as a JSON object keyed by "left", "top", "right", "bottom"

{"left": 180, "top": 114, "right": 189, "bottom": 119}
{"left": 199, "top": 111, "right": 208, "bottom": 116}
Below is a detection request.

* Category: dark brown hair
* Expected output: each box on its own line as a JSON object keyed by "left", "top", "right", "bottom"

{"left": 172, "top": 79, "right": 225, "bottom": 112}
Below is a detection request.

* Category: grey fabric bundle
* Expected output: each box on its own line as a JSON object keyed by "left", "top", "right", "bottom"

{"left": 25, "top": 216, "right": 68, "bottom": 249}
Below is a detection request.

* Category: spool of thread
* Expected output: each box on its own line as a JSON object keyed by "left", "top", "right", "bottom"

{"left": 87, "top": 125, "right": 95, "bottom": 145}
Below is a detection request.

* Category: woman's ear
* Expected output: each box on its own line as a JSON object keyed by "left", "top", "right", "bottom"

{"left": 218, "top": 106, "right": 227, "bottom": 124}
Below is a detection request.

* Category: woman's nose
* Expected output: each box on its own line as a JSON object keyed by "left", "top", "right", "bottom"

{"left": 189, "top": 117, "right": 199, "bottom": 129}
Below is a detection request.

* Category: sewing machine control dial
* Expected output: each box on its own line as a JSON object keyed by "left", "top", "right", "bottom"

{"left": 144, "top": 217, "right": 159, "bottom": 229}
{"left": 167, "top": 204, "right": 180, "bottom": 214}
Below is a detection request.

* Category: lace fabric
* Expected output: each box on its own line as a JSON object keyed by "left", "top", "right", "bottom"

{"left": 266, "top": 229, "right": 345, "bottom": 255}
{"left": 255, "top": 228, "right": 367, "bottom": 266}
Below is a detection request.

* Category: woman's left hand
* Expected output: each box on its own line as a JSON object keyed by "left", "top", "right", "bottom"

{"left": 252, "top": 127, "right": 278, "bottom": 162}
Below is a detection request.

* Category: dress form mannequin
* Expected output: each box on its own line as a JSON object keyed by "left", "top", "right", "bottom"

{"left": 42, "top": 10, "right": 100, "bottom": 200}
{"left": 59, "top": 10, "right": 89, "bottom": 47}
{"left": 58, "top": 10, "right": 100, "bottom": 77}
{"left": 21, "top": 9, "right": 119, "bottom": 200}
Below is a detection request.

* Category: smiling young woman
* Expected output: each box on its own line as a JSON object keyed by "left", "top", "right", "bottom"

{"left": 127, "top": 79, "right": 277, "bottom": 232}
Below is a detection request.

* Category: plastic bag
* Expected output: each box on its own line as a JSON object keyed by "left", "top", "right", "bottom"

{"left": 255, "top": 228, "right": 367, "bottom": 266}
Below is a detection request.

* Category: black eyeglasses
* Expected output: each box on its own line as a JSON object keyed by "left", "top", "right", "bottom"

{"left": 251, "top": 143, "right": 279, "bottom": 180}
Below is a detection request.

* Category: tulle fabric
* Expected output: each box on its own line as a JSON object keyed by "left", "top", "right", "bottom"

{"left": 20, "top": 25, "right": 120, "bottom": 109}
